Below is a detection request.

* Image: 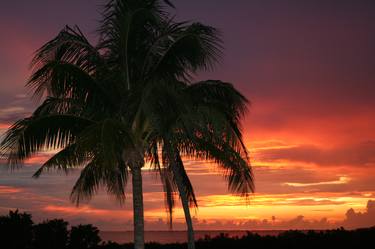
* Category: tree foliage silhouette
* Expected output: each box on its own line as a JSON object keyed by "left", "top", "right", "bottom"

{"left": 0, "top": 210, "right": 33, "bottom": 249}
{"left": 33, "top": 219, "right": 69, "bottom": 249}
{"left": 69, "top": 224, "right": 101, "bottom": 249}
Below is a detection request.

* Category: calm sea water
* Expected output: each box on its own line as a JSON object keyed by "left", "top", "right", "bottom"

{"left": 100, "top": 230, "right": 282, "bottom": 244}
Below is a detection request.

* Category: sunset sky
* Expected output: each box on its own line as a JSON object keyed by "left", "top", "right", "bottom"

{"left": 1, "top": 0, "right": 375, "bottom": 231}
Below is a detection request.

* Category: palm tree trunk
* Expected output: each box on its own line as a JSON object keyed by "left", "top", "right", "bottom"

{"left": 174, "top": 168, "right": 196, "bottom": 249}
{"left": 132, "top": 165, "right": 145, "bottom": 249}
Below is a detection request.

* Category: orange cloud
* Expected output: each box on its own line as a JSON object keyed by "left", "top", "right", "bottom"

{"left": 43, "top": 205, "right": 133, "bottom": 220}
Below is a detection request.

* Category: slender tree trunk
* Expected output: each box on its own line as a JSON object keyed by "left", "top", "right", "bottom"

{"left": 173, "top": 168, "right": 196, "bottom": 249}
{"left": 132, "top": 165, "right": 145, "bottom": 249}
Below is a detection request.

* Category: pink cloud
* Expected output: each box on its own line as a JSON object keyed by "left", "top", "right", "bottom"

{"left": 0, "top": 185, "right": 23, "bottom": 194}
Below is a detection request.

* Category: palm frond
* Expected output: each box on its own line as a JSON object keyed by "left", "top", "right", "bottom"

{"left": 31, "top": 25, "right": 101, "bottom": 73}
{"left": 148, "top": 22, "right": 222, "bottom": 81}
{"left": 159, "top": 167, "right": 177, "bottom": 228}
{"left": 33, "top": 143, "right": 90, "bottom": 178}
{"left": 180, "top": 134, "right": 254, "bottom": 196}
{"left": 70, "top": 119, "right": 134, "bottom": 205}
{"left": 162, "top": 141, "right": 198, "bottom": 206}
{"left": 0, "top": 114, "right": 93, "bottom": 168}
{"left": 33, "top": 97, "right": 83, "bottom": 116}
{"left": 173, "top": 153, "right": 198, "bottom": 207}
{"left": 186, "top": 80, "right": 250, "bottom": 159}
{"left": 27, "top": 59, "right": 110, "bottom": 106}
{"left": 70, "top": 157, "right": 128, "bottom": 205}
{"left": 187, "top": 80, "right": 249, "bottom": 122}
{"left": 98, "top": 0, "right": 171, "bottom": 90}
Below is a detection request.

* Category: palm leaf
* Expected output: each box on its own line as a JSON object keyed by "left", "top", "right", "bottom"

{"left": 149, "top": 22, "right": 222, "bottom": 81}
{"left": 33, "top": 143, "right": 89, "bottom": 178}
{"left": 70, "top": 157, "right": 128, "bottom": 205}
{"left": 0, "top": 114, "right": 93, "bottom": 168}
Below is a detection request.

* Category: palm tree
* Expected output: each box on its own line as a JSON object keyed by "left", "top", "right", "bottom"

{"left": 0, "top": 1, "right": 254, "bottom": 249}
{"left": 143, "top": 79, "right": 254, "bottom": 249}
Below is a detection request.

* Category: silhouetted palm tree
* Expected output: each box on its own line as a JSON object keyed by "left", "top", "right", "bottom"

{"left": 145, "top": 80, "right": 254, "bottom": 249}
{"left": 0, "top": 1, "right": 253, "bottom": 249}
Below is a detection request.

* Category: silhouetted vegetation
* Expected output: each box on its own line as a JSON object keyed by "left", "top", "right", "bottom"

{"left": 33, "top": 219, "right": 69, "bottom": 249}
{"left": 0, "top": 210, "right": 33, "bottom": 249}
{"left": 0, "top": 210, "right": 374, "bottom": 249}
{"left": 0, "top": 211, "right": 101, "bottom": 249}
{"left": 69, "top": 224, "right": 102, "bottom": 249}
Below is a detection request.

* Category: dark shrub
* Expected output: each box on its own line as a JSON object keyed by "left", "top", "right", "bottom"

{"left": 33, "top": 219, "right": 69, "bottom": 249}
{"left": 69, "top": 224, "right": 102, "bottom": 249}
{"left": 0, "top": 210, "right": 33, "bottom": 249}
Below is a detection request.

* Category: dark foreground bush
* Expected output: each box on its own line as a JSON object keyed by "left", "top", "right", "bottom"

{"left": 93, "top": 227, "right": 375, "bottom": 249}
{"left": 0, "top": 210, "right": 101, "bottom": 249}
{"left": 0, "top": 210, "right": 33, "bottom": 249}
{"left": 0, "top": 210, "right": 374, "bottom": 249}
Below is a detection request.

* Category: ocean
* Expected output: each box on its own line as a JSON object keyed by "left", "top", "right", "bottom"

{"left": 100, "top": 230, "right": 282, "bottom": 244}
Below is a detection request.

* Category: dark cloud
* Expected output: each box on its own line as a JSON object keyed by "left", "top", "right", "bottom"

{"left": 259, "top": 141, "right": 375, "bottom": 167}
{"left": 0, "top": 106, "right": 30, "bottom": 123}
{"left": 342, "top": 200, "right": 375, "bottom": 228}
